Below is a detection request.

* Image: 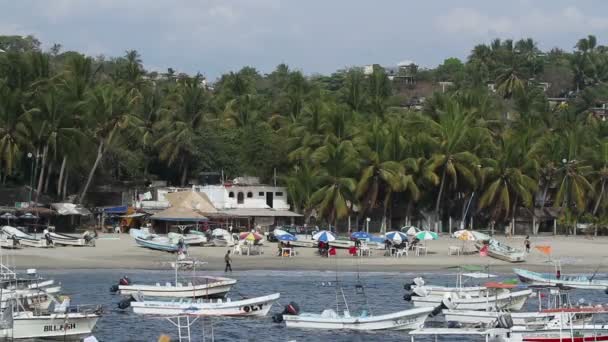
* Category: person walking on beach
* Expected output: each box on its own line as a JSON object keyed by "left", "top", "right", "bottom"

{"left": 224, "top": 250, "right": 233, "bottom": 272}
{"left": 524, "top": 235, "right": 531, "bottom": 253}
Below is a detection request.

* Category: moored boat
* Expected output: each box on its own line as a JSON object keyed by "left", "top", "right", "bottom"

{"left": 116, "top": 276, "right": 237, "bottom": 299}
{"left": 514, "top": 268, "right": 608, "bottom": 290}
{"left": 408, "top": 285, "right": 532, "bottom": 311}
{"left": 129, "top": 293, "right": 280, "bottom": 317}
{"left": 280, "top": 306, "right": 434, "bottom": 331}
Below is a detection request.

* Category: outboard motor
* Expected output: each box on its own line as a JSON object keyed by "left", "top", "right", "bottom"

{"left": 44, "top": 233, "right": 53, "bottom": 245}
{"left": 109, "top": 284, "right": 119, "bottom": 293}
{"left": 403, "top": 281, "right": 416, "bottom": 291}
{"left": 430, "top": 301, "right": 448, "bottom": 317}
{"left": 605, "top": 288, "right": 608, "bottom": 295}
{"left": 119, "top": 276, "right": 130, "bottom": 286}
{"left": 117, "top": 296, "right": 136, "bottom": 310}
{"left": 272, "top": 302, "right": 300, "bottom": 323}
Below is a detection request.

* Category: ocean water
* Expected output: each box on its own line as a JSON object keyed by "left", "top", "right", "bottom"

{"left": 40, "top": 269, "right": 607, "bottom": 342}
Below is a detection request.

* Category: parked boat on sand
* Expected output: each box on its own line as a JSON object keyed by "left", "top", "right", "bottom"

{"left": 130, "top": 229, "right": 179, "bottom": 252}
{"left": 1, "top": 226, "right": 51, "bottom": 248}
{"left": 475, "top": 238, "right": 526, "bottom": 263}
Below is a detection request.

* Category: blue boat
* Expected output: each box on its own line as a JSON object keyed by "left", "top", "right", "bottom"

{"left": 130, "top": 229, "right": 179, "bottom": 253}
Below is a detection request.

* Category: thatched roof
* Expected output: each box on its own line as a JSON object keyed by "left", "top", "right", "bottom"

{"left": 164, "top": 191, "right": 220, "bottom": 215}
{"left": 151, "top": 206, "right": 207, "bottom": 222}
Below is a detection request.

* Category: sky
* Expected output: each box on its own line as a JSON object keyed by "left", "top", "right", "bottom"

{"left": 3, "top": 0, "right": 608, "bottom": 80}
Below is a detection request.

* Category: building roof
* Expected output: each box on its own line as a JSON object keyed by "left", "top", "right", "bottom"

{"left": 164, "top": 191, "right": 219, "bottom": 214}
{"left": 219, "top": 208, "right": 302, "bottom": 217}
{"left": 151, "top": 206, "right": 208, "bottom": 222}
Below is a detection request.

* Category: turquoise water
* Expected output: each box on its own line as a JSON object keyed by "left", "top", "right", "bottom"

{"left": 40, "top": 269, "right": 607, "bottom": 341}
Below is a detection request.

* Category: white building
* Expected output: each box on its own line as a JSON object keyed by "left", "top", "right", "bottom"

{"left": 136, "top": 177, "right": 301, "bottom": 230}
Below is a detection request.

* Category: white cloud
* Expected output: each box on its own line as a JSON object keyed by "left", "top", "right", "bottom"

{"left": 435, "top": 6, "right": 608, "bottom": 37}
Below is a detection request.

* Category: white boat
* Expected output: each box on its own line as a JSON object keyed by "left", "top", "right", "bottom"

{"left": 476, "top": 239, "right": 526, "bottom": 263}
{"left": 48, "top": 232, "right": 92, "bottom": 247}
{"left": 0, "top": 309, "right": 101, "bottom": 340}
{"left": 290, "top": 239, "right": 316, "bottom": 248}
{"left": 129, "top": 293, "right": 280, "bottom": 317}
{"left": 406, "top": 272, "right": 496, "bottom": 298}
{"left": 211, "top": 229, "right": 235, "bottom": 247}
{"left": 514, "top": 268, "right": 608, "bottom": 290}
{"left": 117, "top": 276, "right": 236, "bottom": 299}
{"left": 1, "top": 226, "right": 51, "bottom": 248}
{"left": 130, "top": 229, "right": 179, "bottom": 252}
{"left": 168, "top": 232, "right": 207, "bottom": 246}
{"left": 409, "top": 286, "right": 532, "bottom": 311}
{"left": 328, "top": 240, "right": 354, "bottom": 249}
{"left": 281, "top": 306, "right": 434, "bottom": 331}
{"left": 0, "top": 237, "right": 20, "bottom": 249}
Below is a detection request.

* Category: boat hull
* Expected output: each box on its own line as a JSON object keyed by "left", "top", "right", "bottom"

{"left": 514, "top": 268, "right": 608, "bottom": 290}
{"left": 119, "top": 277, "right": 237, "bottom": 298}
{"left": 131, "top": 293, "right": 280, "bottom": 317}
{"left": 134, "top": 237, "right": 179, "bottom": 252}
{"left": 476, "top": 241, "right": 526, "bottom": 263}
{"left": 49, "top": 233, "right": 90, "bottom": 246}
{"left": 283, "top": 307, "right": 433, "bottom": 331}
{"left": 443, "top": 310, "right": 558, "bottom": 326}
{"left": 328, "top": 240, "right": 354, "bottom": 249}
{"left": 412, "top": 289, "right": 532, "bottom": 311}
{"left": 0, "top": 312, "right": 100, "bottom": 340}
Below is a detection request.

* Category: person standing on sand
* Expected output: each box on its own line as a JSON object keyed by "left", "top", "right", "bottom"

{"left": 524, "top": 235, "right": 531, "bottom": 253}
{"left": 224, "top": 250, "right": 233, "bottom": 272}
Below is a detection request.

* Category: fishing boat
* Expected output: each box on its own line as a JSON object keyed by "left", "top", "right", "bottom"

{"left": 476, "top": 238, "right": 526, "bottom": 263}
{"left": 444, "top": 287, "right": 593, "bottom": 326}
{"left": 407, "top": 283, "right": 532, "bottom": 311}
{"left": 514, "top": 268, "right": 608, "bottom": 290}
{"left": 128, "top": 293, "right": 280, "bottom": 317}
{"left": 130, "top": 229, "right": 179, "bottom": 252}
{"left": 328, "top": 240, "right": 354, "bottom": 249}
{"left": 116, "top": 276, "right": 236, "bottom": 299}
{"left": 211, "top": 229, "right": 235, "bottom": 247}
{"left": 0, "top": 306, "right": 101, "bottom": 340}
{"left": 405, "top": 268, "right": 497, "bottom": 298}
{"left": 48, "top": 232, "right": 93, "bottom": 247}
{"left": 168, "top": 232, "right": 207, "bottom": 246}
{"left": 280, "top": 306, "right": 434, "bottom": 330}
{"left": 1, "top": 226, "right": 51, "bottom": 248}
{"left": 0, "top": 237, "right": 20, "bottom": 249}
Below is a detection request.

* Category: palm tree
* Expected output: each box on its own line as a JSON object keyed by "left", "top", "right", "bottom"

{"left": 0, "top": 82, "right": 29, "bottom": 177}
{"left": 155, "top": 75, "right": 207, "bottom": 185}
{"left": 588, "top": 138, "right": 608, "bottom": 216}
{"left": 479, "top": 133, "right": 538, "bottom": 229}
{"left": 78, "top": 84, "right": 140, "bottom": 203}
{"left": 283, "top": 162, "right": 318, "bottom": 222}
{"left": 309, "top": 138, "right": 358, "bottom": 230}
{"left": 413, "top": 100, "right": 486, "bottom": 231}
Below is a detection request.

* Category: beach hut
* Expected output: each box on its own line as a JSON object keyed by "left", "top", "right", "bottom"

{"left": 150, "top": 191, "right": 217, "bottom": 233}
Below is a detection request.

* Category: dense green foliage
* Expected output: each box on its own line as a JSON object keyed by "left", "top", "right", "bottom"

{"left": 2, "top": 35, "right": 608, "bottom": 233}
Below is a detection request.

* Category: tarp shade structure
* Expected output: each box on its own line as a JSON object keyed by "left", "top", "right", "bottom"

{"left": 51, "top": 203, "right": 92, "bottom": 216}
{"left": 102, "top": 206, "right": 128, "bottom": 214}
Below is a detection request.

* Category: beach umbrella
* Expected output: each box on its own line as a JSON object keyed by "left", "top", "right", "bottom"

{"left": 415, "top": 231, "right": 439, "bottom": 241}
{"left": 453, "top": 230, "right": 476, "bottom": 241}
{"left": 239, "top": 232, "right": 263, "bottom": 241}
{"left": 19, "top": 213, "right": 38, "bottom": 220}
{"left": 277, "top": 234, "right": 297, "bottom": 242}
{"left": 312, "top": 230, "right": 335, "bottom": 242}
{"left": 0, "top": 213, "right": 17, "bottom": 220}
{"left": 403, "top": 226, "right": 422, "bottom": 236}
{"left": 351, "top": 231, "right": 371, "bottom": 240}
{"left": 385, "top": 231, "right": 408, "bottom": 244}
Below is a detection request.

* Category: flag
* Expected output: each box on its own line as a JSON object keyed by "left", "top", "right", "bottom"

{"left": 535, "top": 245, "right": 552, "bottom": 256}
{"left": 479, "top": 244, "right": 489, "bottom": 257}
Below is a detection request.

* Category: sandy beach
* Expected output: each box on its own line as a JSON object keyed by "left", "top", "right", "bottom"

{"left": 2, "top": 233, "right": 607, "bottom": 274}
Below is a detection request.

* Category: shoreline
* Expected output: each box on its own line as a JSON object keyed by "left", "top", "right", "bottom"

{"left": 3, "top": 233, "right": 608, "bottom": 274}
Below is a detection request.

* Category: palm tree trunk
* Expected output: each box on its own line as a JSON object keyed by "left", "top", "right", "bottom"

{"left": 63, "top": 170, "right": 69, "bottom": 200}
{"left": 35, "top": 144, "right": 49, "bottom": 202}
{"left": 44, "top": 161, "right": 54, "bottom": 193}
{"left": 57, "top": 156, "right": 67, "bottom": 197}
{"left": 180, "top": 160, "right": 189, "bottom": 186}
{"left": 434, "top": 166, "right": 448, "bottom": 232}
{"left": 78, "top": 141, "right": 104, "bottom": 204}
{"left": 593, "top": 179, "right": 606, "bottom": 216}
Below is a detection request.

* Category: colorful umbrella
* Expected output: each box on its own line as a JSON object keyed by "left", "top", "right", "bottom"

{"left": 403, "top": 226, "right": 422, "bottom": 236}
{"left": 351, "top": 231, "right": 371, "bottom": 240}
{"left": 277, "top": 234, "right": 297, "bottom": 242}
{"left": 239, "top": 232, "right": 263, "bottom": 241}
{"left": 415, "top": 231, "right": 439, "bottom": 241}
{"left": 385, "top": 231, "right": 408, "bottom": 244}
{"left": 313, "top": 230, "right": 335, "bottom": 242}
{"left": 453, "top": 230, "right": 476, "bottom": 241}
